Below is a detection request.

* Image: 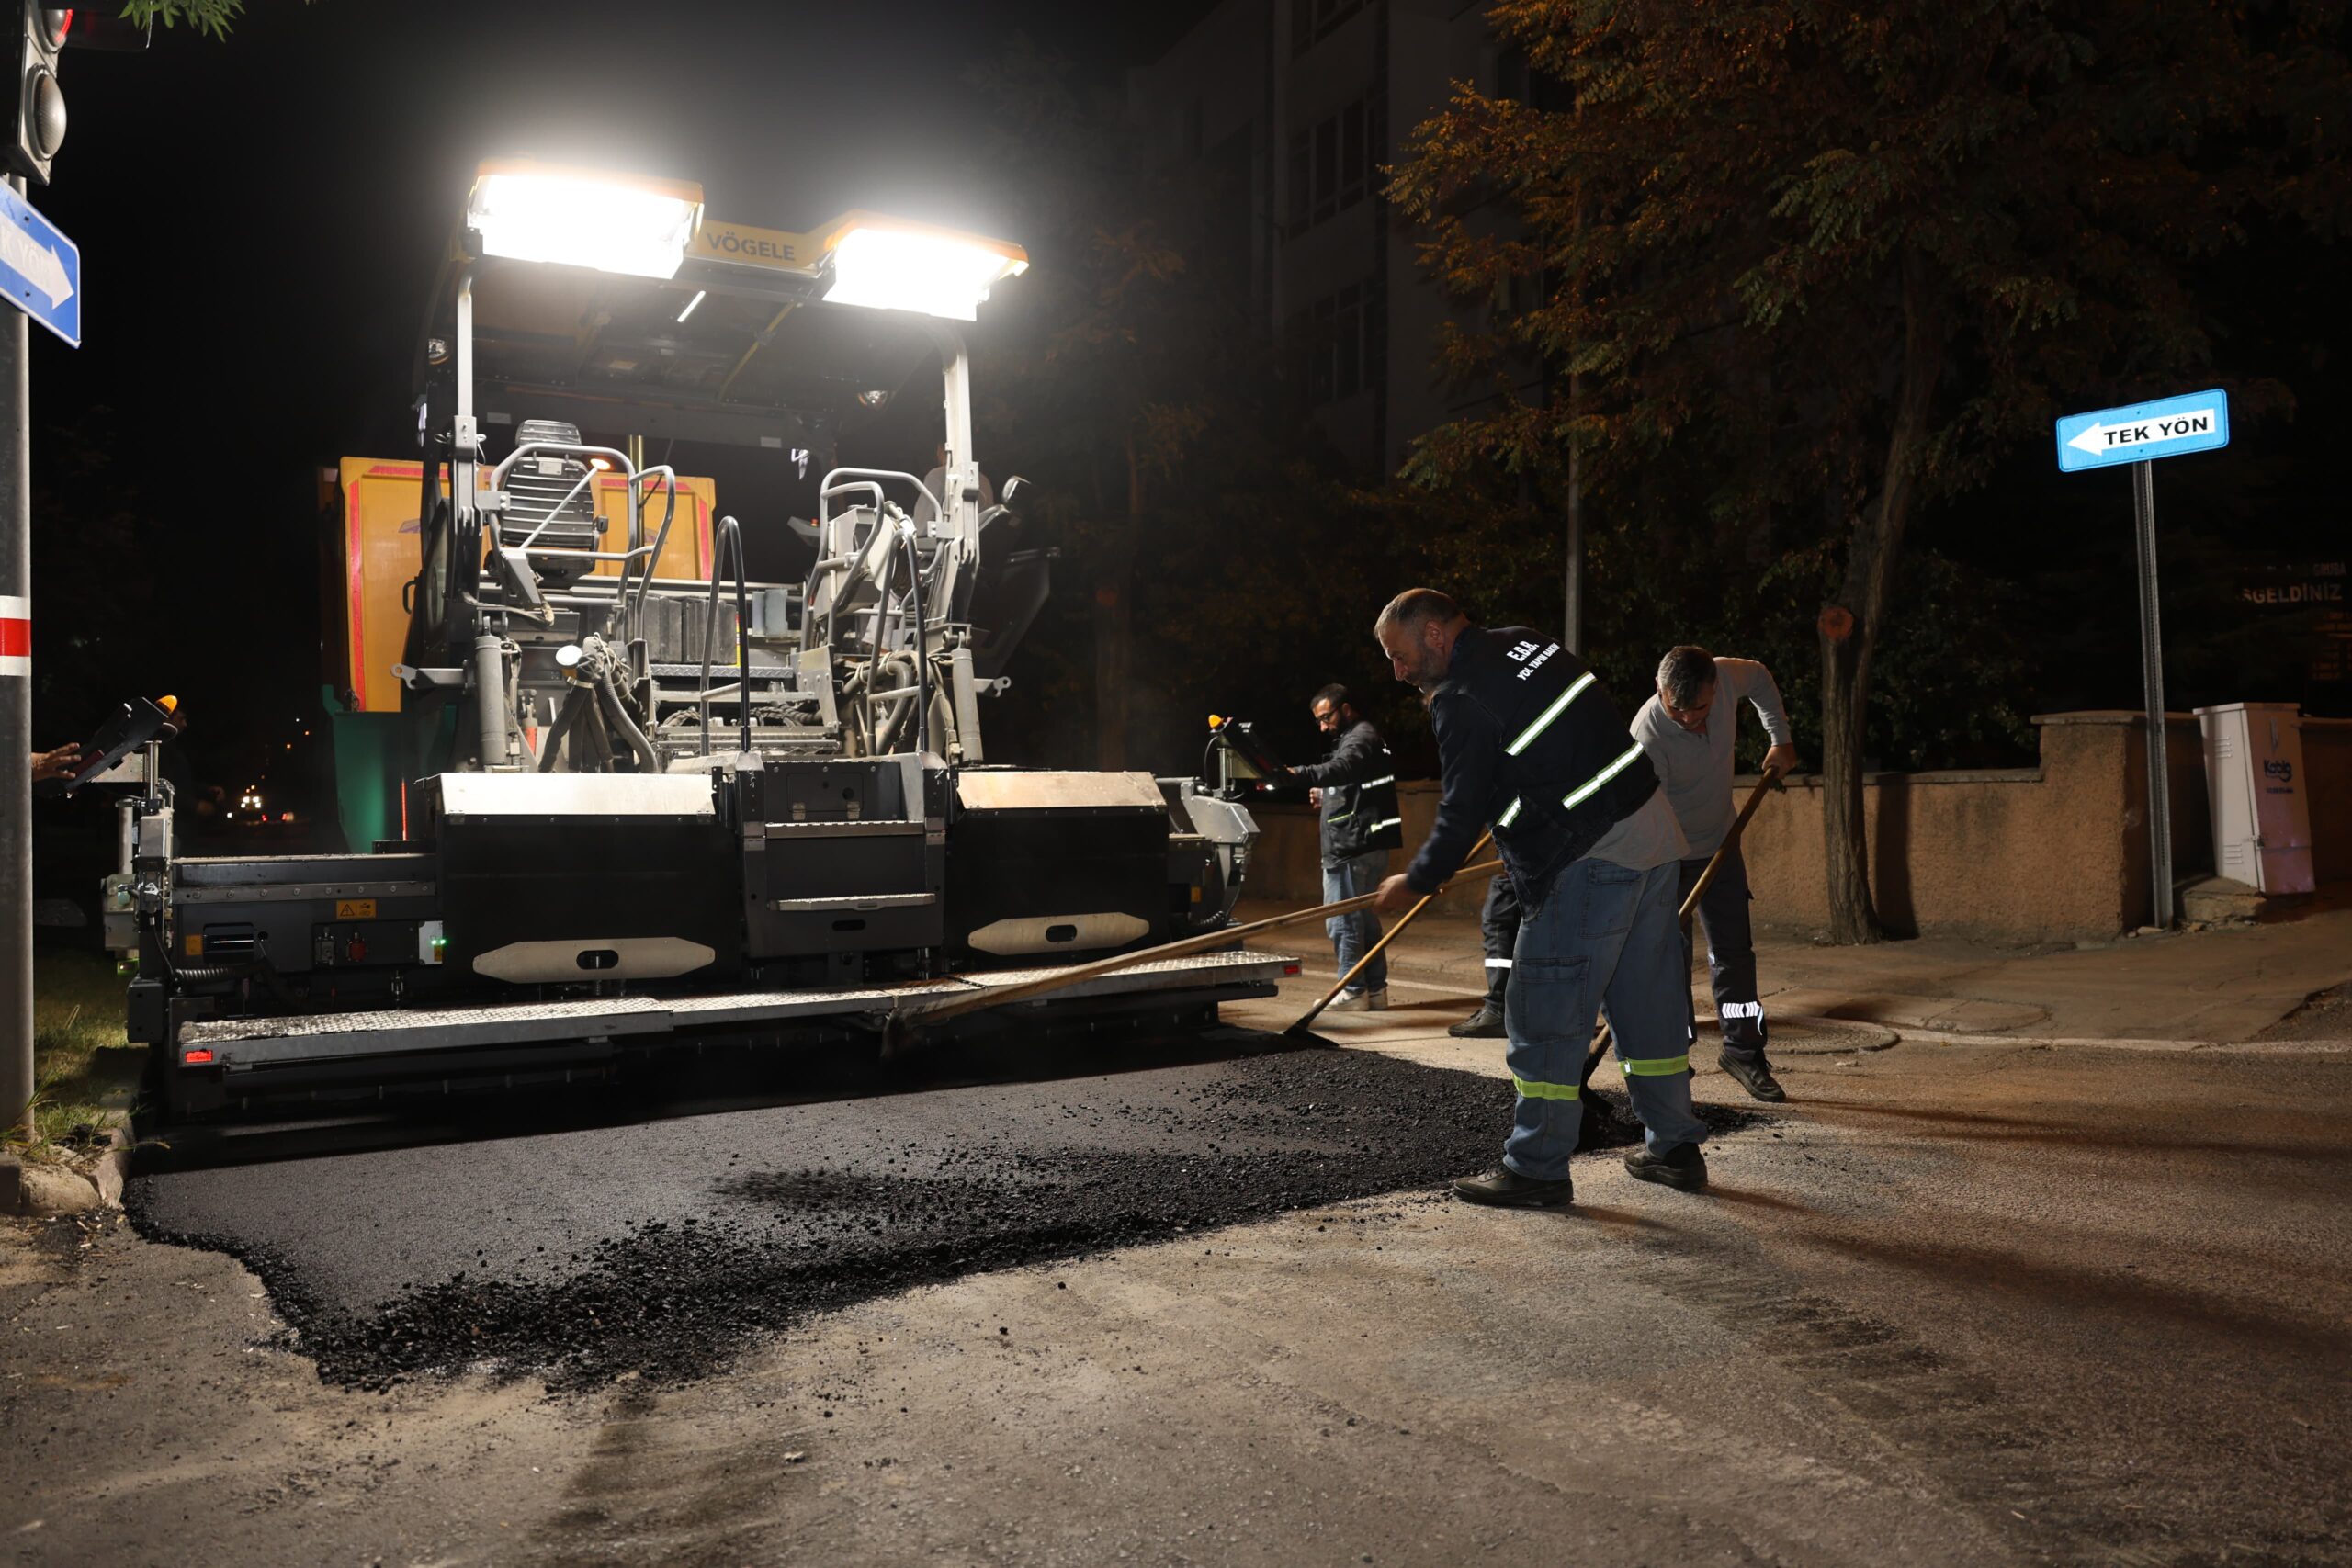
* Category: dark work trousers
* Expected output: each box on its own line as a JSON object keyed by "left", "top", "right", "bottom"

{"left": 1678, "top": 844, "right": 1768, "bottom": 1058}
{"left": 1479, "top": 872, "right": 1521, "bottom": 1007}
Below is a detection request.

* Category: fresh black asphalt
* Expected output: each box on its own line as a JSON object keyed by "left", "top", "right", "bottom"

{"left": 125, "top": 1034, "right": 1759, "bottom": 1391}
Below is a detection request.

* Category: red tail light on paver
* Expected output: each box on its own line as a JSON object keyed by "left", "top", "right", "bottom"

{"left": 182, "top": 1048, "right": 214, "bottom": 1065}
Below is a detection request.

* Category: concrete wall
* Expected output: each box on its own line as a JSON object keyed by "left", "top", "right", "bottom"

{"left": 2305, "top": 717, "right": 2352, "bottom": 886}
{"left": 1244, "top": 780, "right": 1485, "bottom": 917}
{"left": 1240, "top": 710, "right": 2351, "bottom": 942}
{"left": 1734, "top": 714, "right": 2212, "bottom": 942}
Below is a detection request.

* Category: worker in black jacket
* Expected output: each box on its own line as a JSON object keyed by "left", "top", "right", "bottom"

{"left": 1287, "top": 683, "right": 1404, "bottom": 1011}
{"left": 1370, "top": 589, "right": 1712, "bottom": 1206}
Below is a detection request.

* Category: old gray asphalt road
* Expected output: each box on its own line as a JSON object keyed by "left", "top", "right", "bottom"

{"left": 7, "top": 996, "right": 2350, "bottom": 1566}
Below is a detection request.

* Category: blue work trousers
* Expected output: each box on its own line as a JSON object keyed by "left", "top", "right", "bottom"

{"left": 1502, "top": 857, "right": 1710, "bottom": 1180}
{"left": 1321, "top": 849, "right": 1388, "bottom": 995}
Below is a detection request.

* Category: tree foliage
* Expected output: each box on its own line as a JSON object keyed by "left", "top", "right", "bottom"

{"left": 1388, "top": 0, "right": 2350, "bottom": 940}
{"left": 116, "top": 2, "right": 253, "bottom": 39}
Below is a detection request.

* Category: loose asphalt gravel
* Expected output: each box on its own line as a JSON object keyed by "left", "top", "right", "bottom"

{"left": 124, "top": 1034, "right": 1758, "bottom": 1393}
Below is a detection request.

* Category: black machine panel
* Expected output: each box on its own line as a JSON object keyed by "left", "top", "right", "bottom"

{"left": 426, "top": 773, "right": 741, "bottom": 986}
{"left": 945, "top": 771, "right": 1173, "bottom": 964}
{"left": 735, "top": 758, "right": 944, "bottom": 964}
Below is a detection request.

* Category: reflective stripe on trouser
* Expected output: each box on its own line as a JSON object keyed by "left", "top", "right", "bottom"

{"left": 1481, "top": 870, "right": 1521, "bottom": 1005}
{"left": 1676, "top": 845, "right": 1766, "bottom": 1055}
{"left": 1321, "top": 848, "right": 1387, "bottom": 994}
{"left": 1501, "top": 858, "right": 1710, "bottom": 1180}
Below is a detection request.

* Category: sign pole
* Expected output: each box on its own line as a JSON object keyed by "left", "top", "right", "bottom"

{"left": 2131, "top": 458, "right": 2174, "bottom": 929}
{"left": 2056, "top": 387, "right": 2223, "bottom": 930}
{"left": 0, "top": 181, "right": 31, "bottom": 1139}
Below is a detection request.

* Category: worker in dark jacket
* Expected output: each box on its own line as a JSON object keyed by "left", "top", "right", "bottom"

{"left": 1287, "top": 683, "right": 1404, "bottom": 1011}
{"left": 1371, "top": 589, "right": 1711, "bottom": 1207}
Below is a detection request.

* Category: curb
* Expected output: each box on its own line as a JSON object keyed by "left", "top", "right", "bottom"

{"left": 94, "top": 1125, "right": 131, "bottom": 1210}
{"left": 0, "top": 1150, "right": 102, "bottom": 1216}
{"left": 1883, "top": 1028, "right": 2352, "bottom": 1055}
{"left": 1768, "top": 1016, "right": 1899, "bottom": 1055}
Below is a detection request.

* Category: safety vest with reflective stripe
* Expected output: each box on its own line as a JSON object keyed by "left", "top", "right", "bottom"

{"left": 1403, "top": 625, "right": 1659, "bottom": 906}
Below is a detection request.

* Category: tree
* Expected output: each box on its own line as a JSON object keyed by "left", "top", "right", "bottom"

{"left": 115, "top": 2, "right": 270, "bottom": 38}
{"left": 1388, "top": 0, "right": 2350, "bottom": 941}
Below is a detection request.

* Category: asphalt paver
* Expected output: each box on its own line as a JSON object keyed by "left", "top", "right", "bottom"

{"left": 124, "top": 1036, "right": 1758, "bottom": 1392}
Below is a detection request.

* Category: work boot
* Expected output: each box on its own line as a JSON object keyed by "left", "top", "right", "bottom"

{"left": 1327, "top": 987, "right": 1388, "bottom": 1013}
{"left": 1716, "top": 1049, "right": 1787, "bottom": 1103}
{"left": 1448, "top": 1001, "right": 1507, "bottom": 1038}
{"left": 1453, "top": 1167, "right": 1574, "bottom": 1208}
{"left": 1623, "top": 1141, "right": 1709, "bottom": 1191}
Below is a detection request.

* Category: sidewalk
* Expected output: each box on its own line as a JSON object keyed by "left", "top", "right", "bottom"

{"left": 1237, "top": 887, "right": 2352, "bottom": 1044}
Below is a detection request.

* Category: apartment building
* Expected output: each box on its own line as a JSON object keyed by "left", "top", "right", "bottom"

{"left": 1129, "top": 0, "right": 1539, "bottom": 476}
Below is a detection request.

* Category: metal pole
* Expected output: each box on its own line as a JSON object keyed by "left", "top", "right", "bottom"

{"left": 0, "top": 242, "right": 31, "bottom": 1140}
{"left": 2132, "top": 459, "right": 2174, "bottom": 928}
{"left": 1563, "top": 373, "right": 1583, "bottom": 658}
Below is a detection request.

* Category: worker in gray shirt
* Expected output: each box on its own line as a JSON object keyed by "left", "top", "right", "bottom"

{"left": 1632, "top": 647, "right": 1799, "bottom": 1102}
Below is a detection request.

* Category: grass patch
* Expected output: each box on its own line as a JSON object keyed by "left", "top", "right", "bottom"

{"left": 8, "top": 949, "right": 141, "bottom": 1165}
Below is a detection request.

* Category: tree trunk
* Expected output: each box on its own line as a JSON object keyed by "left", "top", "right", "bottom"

{"left": 1818, "top": 255, "right": 1943, "bottom": 945}
{"left": 1092, "top": 437, "right": 1143, "bottom": 770}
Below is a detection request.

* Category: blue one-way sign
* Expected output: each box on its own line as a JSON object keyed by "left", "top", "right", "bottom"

{"left": 2055, "top": 389, "right": 2227, "bottom": 472}
{"left": 0, "top": 185, "right": 78, "bottom": 348}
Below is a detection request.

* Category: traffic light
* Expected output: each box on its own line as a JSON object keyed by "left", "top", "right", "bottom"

{"left": 8, "top": 4, "right": 66, "bottom": 185}
{"left": 6, "top": 6, "right": 147, "bottom": 186}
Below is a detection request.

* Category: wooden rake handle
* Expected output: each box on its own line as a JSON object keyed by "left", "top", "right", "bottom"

{"left": 1291, "top": 830, "right": 1497, "bottom": 1032}
{"left": 888, "top": 857, "right": 1508, "bottom": 1041}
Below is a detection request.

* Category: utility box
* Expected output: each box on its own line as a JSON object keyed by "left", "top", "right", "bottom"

{"left": 2194, "top": 703, "right": 2313, "bottom": 894}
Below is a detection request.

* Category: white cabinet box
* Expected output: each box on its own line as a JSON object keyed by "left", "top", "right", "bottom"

{"left": 2194, "top": 702, "right": 2313, "bottom": 895}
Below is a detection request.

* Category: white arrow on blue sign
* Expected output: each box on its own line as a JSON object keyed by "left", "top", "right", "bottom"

{"left": 0, "top": 184, "right": 78, "bottom": 348}
{"left": 2055, "top": 389, "right": 2227, "bottom": 473}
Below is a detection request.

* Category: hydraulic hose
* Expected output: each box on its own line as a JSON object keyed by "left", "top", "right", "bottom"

{"left": 872, "top": 657, "right": 919, "bottom": 753}
{"left": 595, "top": 663, "right": 663, "bottom": 773}
{"left": 698, "top": 515, "right": 752, "bottom": 756}
{"left": 538, "top": 686, "right": 591, "bottom": 773}
{"left": 575, "top": 695, "right": 614, "bottom": 773}
{"left": 856, "top": 520, "right": 900, "bottom": 753}
{"left": 625, "top": 468, "right": 679, "bottom": 624}
{"left": 899, "top": 521, "right": 930, "bottom": 760}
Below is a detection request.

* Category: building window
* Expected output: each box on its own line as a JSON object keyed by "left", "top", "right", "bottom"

{"left": 1286, "top": 93, "right": 1385, "bottom": 232}
{"left": 1490, "top": 48, "right": 1521, "bottom": 104}
{"left": 1289, "top": 280, "right": 1381, "bottom": 407}
{"left": 1290, "top": 0, "right": 1364, "bottom": 55}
